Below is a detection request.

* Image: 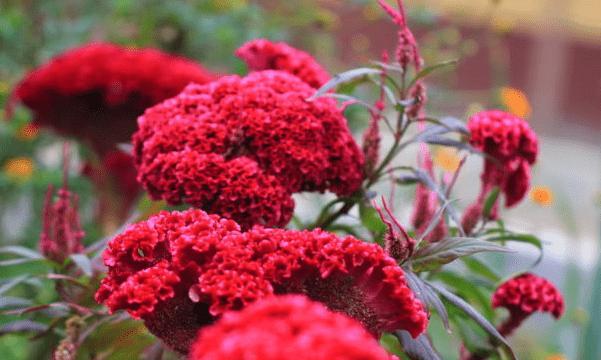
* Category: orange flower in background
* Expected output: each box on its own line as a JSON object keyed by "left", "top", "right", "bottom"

{"left": 545, "top": 355, "right": 567, "bottom": 360}
{"left": 3, "top": 157, "right": 35, "bottom": 181}
{"left": 15, "top": 123, "right": 39, "bottom": 141}
{"left": 530, "top": 185, "right": 554, "bottom": 206}
{"left": 500, "top": 87, "right": 532, "bottom": 119}
{"left": 433, "top": 147, "right": 461, "bottom": 173}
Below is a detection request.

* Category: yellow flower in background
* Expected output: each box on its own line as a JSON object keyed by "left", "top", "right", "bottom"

{"left": 433, "top": 148, "right": 461, "bottom": 173}
{"left": 545, "top": 354, "right": 567, "bottom": 360}
{"left": 530, "top": 185, "right": 554, "bottom": 207}
{"left": 500, "top": 87, "right": 532, "bottom": 119}
{"left": 15, "top": 123, "right": 39, "bottom": 141}
{"left": 0, "top": 81, "right": 9, "bottom": 94}
{"left": 3, "top": 157, "right": 35, "bottom": 182}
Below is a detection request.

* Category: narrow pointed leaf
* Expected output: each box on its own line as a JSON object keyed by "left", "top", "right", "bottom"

{"left": 0, "top": 320, "right": 48, "bottom": 335}
{"left": 70, "top": 253, "right": 93, "bottom": 276}
{"left": 404, "top": 270, "right": 450, "bottom": 331}
{"left": 395, "top": 331, "right": 442, "bottom": 360}
{"left": 309, "top": 68, "right": 383, "bottom": 100}
{"left": 408, "top": 59, "right": 458, "bottom": 89}
{"left": 430, "top": 283, "right": 517, "bottom": 360}
{"left": 411, "top": 237, "right": 513, "bottom": 271}
{"left": 0, "top": 246, "right": 42, "bottom": 259}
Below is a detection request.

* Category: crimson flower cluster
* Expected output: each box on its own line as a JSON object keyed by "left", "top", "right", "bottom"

{"left": 11, "top": 42, "right": 215, "bottom": 154}
{"left": 468, "top": 110, "right": 538, "bottom": 208}
{"left": 235, "top": 38, "right": 330, "bottom": 88}
{"left": 95, "top": 209, "right": 427, "bottom": 354}
{"left": 492, "top": 273, "right": 564, "bottom": 319}
{"left": 492, "top": 273, "right": 564, "bottom": 337}
{"left": 190, "top": 295, "right": 398, "bottom": 360}
{"left": 133, "top": 70, "right": 364, "bottom": 228}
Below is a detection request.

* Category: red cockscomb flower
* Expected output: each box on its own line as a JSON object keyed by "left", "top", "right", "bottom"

{"left": 468, "top": 110, "right": 538, "bottom": 208}
{"left": 95, "top": 209, "right": 427, "bottom": 354}
{"left": 10, "top": 42, "right": 215, "bottom": 155}
{"left": 462, "top": 110, "right": 538, "bottom": 234}
{"left": 189, "top": 295, "right": 398, "bottom": 360}
{"left": 235, "top": 39, "right": 330, "bottom": 88}
{"left": 492, "top": 273, "right": 564, "bottom": 336}
{"left": 133, "top": 70, "right": 363, "bottom": 228}
{"left": 10, "top": 43, "right": 216, "bottom": 223}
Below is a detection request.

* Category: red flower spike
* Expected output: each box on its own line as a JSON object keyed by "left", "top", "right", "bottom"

{"left": 235, "top": 39, "right": 330, "bottom": 89}
{"left": 411, "top": 149, "right": 447, "bottom": 242}
{"left": 96, "top": 209, "right": 427, "bottom": 354}
{"left": 40, "top": 145, "right": 85, "bottom": 263}
{"left": 189, "top": 295, "right": 398, "bottom": 360}
{"left": 467, "top": 110, "right": 538, "bottom": 209}
{"left": 10, "top": 42, "right": 216, "bottom": 155}
{"left": 492, "top": 273, "right": 564, "bottom": 337}
{"left": 373, "top": 197, "right": 415, "bottom": 262}
{"left": 133, "top": 70, "right": 363, "bottom": 229}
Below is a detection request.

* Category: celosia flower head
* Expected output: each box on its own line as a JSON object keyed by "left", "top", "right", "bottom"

{"left": 468, "top": 110, "right": 538, "bottom": 207}
{"left": 492, "top": 273, "right": 564, "bottom": 319}
{"left": 10, "top": 42, "right": 215, "bottom": 154}
{"left": 189, "top": 295, "right": 398, "bottom": 360}
{"left": 133, "top": 70, "right": 363, "bottom": 228}
{"left": 96, "top": 209, "right": 427, "bottom": 354}
{"left": 235, "top": 39, "right": 330, "bottom": 88}
{"left": 40, "top": 150, "right": 85, "bottom": 264}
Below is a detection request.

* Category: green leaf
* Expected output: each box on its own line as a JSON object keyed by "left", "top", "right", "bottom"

{"left": 482, "top": 187, "right": 500, "bottom": 219}
{"left": 0, "top": 275, "right": 29, "bottom": 296}
{"left": 395, "top": 331, "right": 442, "bottom": 360}
{"left": 404, "top": 270, "right": 450, "bottom": 331}
{"left": 0, "top": 320, "right": 48, "bottom": 335}
{"left": 0, "top": 246, "right": 42, "bottom": 260}
{"left": 407, "top": 59, "right": 458, "bottom": 89}
{"left": 434, "top": 271, "right": 495, "bottom": 320}
{"left": 430, "top": 283, "right": 516, "bottom": 360}
{"left": 359, "top": 202, "right": 387, "bottom": 239}
{"left": 0, "top": 296, "right": 33, "bottom": 310}
{"left": 69, "top": 253, "right": 93, "bottom": 277}
{"left": 411, "top": 237, "right": 513, "bottom": 272}
{"left": 486, "top": 233, "right": 544, "bottom": 266}
{"left": 308, "top": 67, "right": 383, "bottom": 100}
{"left": 462, "top": 257, "right": 501, "bottom": 282}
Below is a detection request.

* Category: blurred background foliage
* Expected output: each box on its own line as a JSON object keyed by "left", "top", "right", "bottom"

{"left": 0, "top": 0, "right": 599, "bottom": 359}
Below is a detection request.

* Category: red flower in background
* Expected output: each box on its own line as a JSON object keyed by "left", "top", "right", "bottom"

{"left": 492, "top": 273, "right": 564, "bottom": 336}
{"left": 236, "top": 39, "right": 330, "bottom": 88}
{"left": 133, "top": 70, "right": 363, "bottom": 228}
{"left": 468, "top": 110, "right": 538, "bottom": 208}
{"left": 190, "top": 295, "right": 398, "bottom": 360}
{"left": 10, "top": 42, "right": 215, "bottom": 155}
{"left": 95, "top": 209, "right": 427, "bottom": 354}
{"left": 10, "top": 43, "right": 216, "bottom": 224}
{"left": 462, "top": 110, "right": 538, "bottom": 234}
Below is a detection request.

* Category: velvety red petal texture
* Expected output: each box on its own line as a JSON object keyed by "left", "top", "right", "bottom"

{"left": 95, "top": 209, "right": 427, "bottom": 354}
{"left": 189, "top": 295, "right": 398, "bottom": 360}
{"left": 133, "top": 70, "right": 364, "bottom": 228}
{"left": 468, "top": 110, "right": 538, "bottom": 207}
{"left": 492, "top": 273, "right": 564, "bottom": 318}
{"left": 11, "top": 42, "right": 215, "bottom": 154}
{"left": 235, "top": 39, "right": 330, "bottom": 88}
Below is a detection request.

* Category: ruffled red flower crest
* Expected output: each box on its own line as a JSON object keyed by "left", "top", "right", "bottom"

{"left": 11, "top": 42, "right": 216, "bottom": 154}
{"left": 492, "top": 273, "right": 564, "bottom": 318}
{"left": 95, "top": 209, "right": 427, "bottom": 354}
{"left": 235, "top": 39, "right": 330, "bottom": 88}
{"left": 190, "top": 295, "right": 398, "bottom": 360}
{"left": 133, "top": 70, "right": 364, "bottom": 228}
{"left": 468, "top": 110, "right": 538, "bottom": 207}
